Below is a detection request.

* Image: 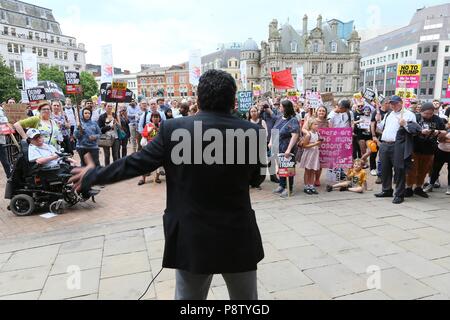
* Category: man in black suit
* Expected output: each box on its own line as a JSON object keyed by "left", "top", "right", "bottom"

{"left": 70, "top": 70, "right": 266, "bottom": 300}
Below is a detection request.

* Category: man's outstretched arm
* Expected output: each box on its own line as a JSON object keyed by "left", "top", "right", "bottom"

{"left": 70, "top": 122, "right": 166, "bottom": 192}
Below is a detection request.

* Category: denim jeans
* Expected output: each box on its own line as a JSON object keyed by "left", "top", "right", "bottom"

{"left": 279, "top": 176, "right": 294, "bottom": 192}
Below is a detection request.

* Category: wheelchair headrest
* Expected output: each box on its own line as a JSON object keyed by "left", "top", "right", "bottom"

{"left": 20, "top": 140, "right": 30, "bottom": 163}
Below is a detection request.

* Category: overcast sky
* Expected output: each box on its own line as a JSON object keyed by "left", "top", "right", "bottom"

{"left": 33, "top": 0, "right": 449, "bottom": 72}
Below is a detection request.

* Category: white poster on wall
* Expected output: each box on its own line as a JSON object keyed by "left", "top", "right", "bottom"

{"left": 22, "top": 53, "right": 38, "bottom": 89}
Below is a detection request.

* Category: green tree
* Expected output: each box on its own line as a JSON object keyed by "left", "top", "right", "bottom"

{"left": 0, "top": 57, "right": 21, "bottom": 103}
{"left": 38, "top": 65, "right": 65, "bottom": 93}
{"left": 80, "top": 71, "right": 98, "bottom": 99}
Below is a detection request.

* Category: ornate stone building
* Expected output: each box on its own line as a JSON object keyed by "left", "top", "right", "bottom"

{"left": 241, "top": 15, "right": 361, "bottom": 97}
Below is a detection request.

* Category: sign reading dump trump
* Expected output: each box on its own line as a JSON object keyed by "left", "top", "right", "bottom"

{"left": 318, "top": 128, "right": 353, "bottom": 169}
{"left": 26, "top": 87, "right": 46, "bottom": 103}
{"left": 238, "top": 91, "right": 253, "bottom": 113}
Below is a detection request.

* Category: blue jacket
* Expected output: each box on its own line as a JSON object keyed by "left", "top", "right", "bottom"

{"left": 74, "top": 119, "right": 102, "bottom": 149}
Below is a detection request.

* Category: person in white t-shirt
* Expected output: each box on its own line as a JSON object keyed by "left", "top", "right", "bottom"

{"left": 328, "top": 99, "right": 354, "bottom": 128}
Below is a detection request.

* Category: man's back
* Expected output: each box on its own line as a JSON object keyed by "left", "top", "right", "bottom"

{"left": 81, "top": 111, "right": 266, "bottom": 274}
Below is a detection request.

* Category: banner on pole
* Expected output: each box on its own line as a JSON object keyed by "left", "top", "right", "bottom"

{"left": 101, "top": 45, "right": 114, "bottom": 84}
{"left": 111, "top": 80, "right": 128, "bottom": 100}
{"left": 22, "top": 53, "right": 38, "bottom": 89}
{"left": 189, "top": 49, "right": 202, "bottom": 86}
{"left": 296, "top": 66, "right": 304, "bottom": 92}
{"left": 396, "top": 63, "right": 421, "bottom": 89}
{"left": 240, "top": 60, "right": 248, "bottom": 90}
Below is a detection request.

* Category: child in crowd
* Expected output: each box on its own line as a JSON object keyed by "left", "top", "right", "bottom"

{"left": 299, "top": 118, "right": 323, "bottom": 195}
{"left": 326, "top": 159, "right": 368, "bottom": 193}
{"left": 138, "top": 112, "right": 162, "bottom": 186}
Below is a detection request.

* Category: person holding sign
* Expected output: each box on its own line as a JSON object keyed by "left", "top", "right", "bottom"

{"left": 98, "top": 104, "right": 121, "bottom": 166}
{"left": 14, "top": 102, "right": 62, "bottom": 151}
{"left": 270, "top": 100, "right": 300, "bottom": 198}
{"left": 375, "top": 96, "right": 418, "bottom": 204}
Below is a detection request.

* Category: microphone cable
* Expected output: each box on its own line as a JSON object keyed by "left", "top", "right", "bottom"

{"left": 138, "top": 267, "right": 164, "bottom": 300}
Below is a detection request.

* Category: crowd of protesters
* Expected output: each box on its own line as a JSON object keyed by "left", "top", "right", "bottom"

{"left": 1, "top": 90, "right": 449, "bottom": 205}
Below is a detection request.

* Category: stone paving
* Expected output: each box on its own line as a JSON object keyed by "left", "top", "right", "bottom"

{"left": 0, "top": 184, "right": 449, "bottom": 300}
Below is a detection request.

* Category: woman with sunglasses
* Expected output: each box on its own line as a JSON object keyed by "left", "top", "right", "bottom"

{"left": 138, "top": 112, "right": 162, "bottom": 186}
{"left": 14, "top": 101, "right": 62, "bottom": 150}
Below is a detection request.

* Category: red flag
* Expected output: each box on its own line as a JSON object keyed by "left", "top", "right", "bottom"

{"left": 271, "top": 69, "right": 295, "bottom": 90}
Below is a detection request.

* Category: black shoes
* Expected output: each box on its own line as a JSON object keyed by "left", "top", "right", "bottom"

{"left": 414, "top": 187, "right": 429, "bottom": 198}
{"left": 405, "top": 188, "right": 414, "bottom": 198}
{"left": 375, "top": 191, "right": 394, "bottom": 198}
{"left": 393, "top": 197, "right": 404, "bottom": 204}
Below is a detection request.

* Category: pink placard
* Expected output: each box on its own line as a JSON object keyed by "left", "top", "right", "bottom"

{"left": 396, "top": 76, "right": 420, "bottom": 89}
{"left": 318, "top": 128, "right": 353, "bottom": 169}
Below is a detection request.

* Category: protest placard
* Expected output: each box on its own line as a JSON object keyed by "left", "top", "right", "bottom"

{"left": 64, "top": 71, "right": 82, "bottom": 95}
{"left": 306, "top": 92, "right": 323, "bottom": 109}
{"left": 277, "top": 153, "right": 296, "bottom": 177}
{"left": 446, "top": 77, "right": 450, "bottom": 98}
{"left": 253, "top": 85, "right": 262, "bottom": 97}
{"left": 396, "top": 63, "right": 421, "bottom": 89}
{"left": 26, "top": 87, "right": 46, "bottom": 103}
{"left": 238, "top": 91, "right": 253, "bottom": 113}
{"left": 318, "top": 128, "right": 353, "bottom": 169}
{"left": 111, "top": 80, "right": 128, "bottom": 100}
{"left": 363, "top": 88, "right": 377, "bottom": 102}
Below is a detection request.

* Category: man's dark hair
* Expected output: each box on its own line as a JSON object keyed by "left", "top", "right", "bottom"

{"left": 197, "top": 70, "right": 237, "bottom": 113}
{"left": 281, "top": 100, "right": 296, "bottom": 119}
{"left": 338, "top": 99, "right": 351, "bottom": 110}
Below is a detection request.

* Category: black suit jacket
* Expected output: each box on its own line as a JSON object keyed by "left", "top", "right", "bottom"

{"left": 82, "top": 110, "right": 266, "bottom": 274}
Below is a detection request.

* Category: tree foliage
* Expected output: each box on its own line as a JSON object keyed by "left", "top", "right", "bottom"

{"left": 0, "top": 57, "right": 21, "bottom": 103}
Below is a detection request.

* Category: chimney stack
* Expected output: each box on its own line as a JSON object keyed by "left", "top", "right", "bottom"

{"left": 303, "top": 14, "right": 308, "bottom": 35}
{"left": 317, "top": 14, "right": 323, "bottom": 29}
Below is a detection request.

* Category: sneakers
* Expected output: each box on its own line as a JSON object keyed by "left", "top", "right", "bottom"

{"left": 273, "top": 186, "right": 284, "bottom": 194}
{"left": 446, "top": 188, "right": 450, "bottom": 196}
{"left": 434, "top": 182, "right": 441, "bottom": 189}
{"left": 370, "top": 170, "right": 378, "bottom": 177}
{"left": 310, "top": 188, "right": 319, "bottom": 195}
{"left": 414, "top": 187, "right": 429, "bottom": 199}
{"left": 423, "top": 184, "right": 434, "bottom": 193}
{"left": 280, "top": 190, "right": 294, "bottom": 198}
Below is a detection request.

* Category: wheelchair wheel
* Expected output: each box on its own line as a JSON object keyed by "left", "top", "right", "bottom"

{"left": 10, "top": 195, "right": 35, "bottom": 217}
{"left": 49, "top": 200, "right": 65, "bottom": 215}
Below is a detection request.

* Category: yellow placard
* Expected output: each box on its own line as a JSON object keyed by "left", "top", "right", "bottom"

{"left": 112, "top": 80, "right": 128, "bottom": 91}
{"left": 395, "top": 88, "right": 414, "bottom": 99}
{"left": 397, "top": 64, "right": 422, "bottom": 77}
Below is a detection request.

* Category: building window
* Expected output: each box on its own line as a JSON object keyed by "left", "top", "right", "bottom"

{"left": 11, "top": 28, "right": 16, "bottom": 36}
{"left": 313, "top": 43, "right": 319, "bottom": 53}
{"left": 429, "top": 88, "right": 434, "bottom": 95}
{"left": 3, "top": 26, "right": 8, "bottom": 35}
{"left": 28, "top": 31, "right": 33, "bottom": 39}
{"left": 312, "top": 63, "right": 319, "bottom": 74}
{"left": 291, "top": 42, "right": 298, "bottom": 53}
{"left": 424, "top": 46, "right": 431, "bottom": 53}
{"left": 35, "top": 32, "right": 40, "bottom": 40}
{"left": 26, "top": 17, "right": 31, "bottom": 27}
{"left": 311, "top": 80, "right": 319, "bottom": 92}
{"left": 74, "top": 53, "right": 78, "bottom": 62}
{"left": 446, "top": 46, "right": 450, "bottom": 53}
{"left": 422, "top": 75, "right": 428, "bottom": 82}
{"left": 432, "top": 45, "right": 438, "bottom": 52}
{"left": 429, "top": 74, "right": 435, "bottom": 82}
{"left": 337, "top": 80, "right": 344, "bottom": 93}
{"left": 325, "top": 80, "right": 332, "bottom": 92}
{"left": 423, "top": 60, "right": 429, "bottom": 67}
{"left": 9, "top": 60, "right": 22, "bottom": 73}
{"left": 337, "top": 63, "right": 344, "bottom": 74}
{"left": 331, "top": 42, "right": 337, "bottom": 53}
{"left": 250, "top": 67, "right": 254, "bottom": 76}
{"left": 326, "top": 63, "right": 332, "bottom": 73}
{"left": 420, "top": 88, "right": 427, "bottom": 95}
{"left": 431, "top": 60, "right": 436, "bottom": 67}
{"left": 409, "top": 49, "right": 413, "bottom": 56}
{"left": 1, "top": 10, "right": 6, "bottom": 21}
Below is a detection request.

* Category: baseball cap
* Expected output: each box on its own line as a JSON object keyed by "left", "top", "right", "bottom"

{"left": 27, "top": 128, "right": 41, "bottom": 139}
{"left": 390, "top": 96, "right": 403, "bottom": 104}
